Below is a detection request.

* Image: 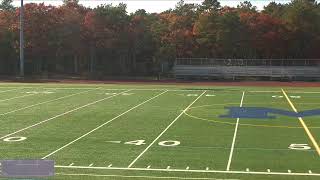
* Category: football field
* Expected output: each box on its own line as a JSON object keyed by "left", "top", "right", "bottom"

{"left": 0, "top": 83, "right": 319, "bottom": 180}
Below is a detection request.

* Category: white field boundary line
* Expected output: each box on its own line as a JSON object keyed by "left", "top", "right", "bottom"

{"left": 0, "top": 94, "right": 36, "bottom": 102}
{"left": 5, "top": 87, "right": 320, "bottom": 93}
{"left": 281, "top": 89, "right": 320, "bottom": 156}
{"left": 44, "top": 88, "right": 213, "bottom": 92}
{"left": 0, "top": 89, "right": 130, "bottom": 140}
{"left": 0, "top": 88, "right": 99, "bottom": 116}
{"left": 4, "top": 87, "right": 320, "bottom": 94}
{"left": 0, "top": 87, "right": 35, "bottom": 89}
{"left": 55, "top": 165, "right": 320, "bottom": 176}
{"left": 55, "top": 172, "right": 239, "bottom": 180}
{"left": 0, "top": 89, "right": 19, "bottom": 94}
{"left": 226, "top": 91, "right": 245, "bottom": 171}
{"left": 41, "top": 90, "right": 168, "bottom": 159}
{"left": 249, "top": 90, "right": 320, "bottom": 94}
{"left": 127, "top": 91, "right": 207, "bottom": 168}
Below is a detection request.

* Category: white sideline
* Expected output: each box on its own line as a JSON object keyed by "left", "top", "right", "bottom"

{"left": 127, "top": 91, "right": 207, "bottom": 168}
{"left": 226, "top": 91, "right": 245, "bottom": 171}
{"left": 0, "top": 89, "right": 130, "bottom": 140}
{"left": 41, "top": 90, "right": 168, "bottom": 159}
{"left": 0, "top": 89, "right": 18, "bottom": 94}
{"left": 55, "top": 172, "right": 239, "bottom": 180}
{"left": 45, "top": 88, "right": 210, "bottom": 92}
{"left": 0, "top": 94, "right": 35, "bottom": 102}
{"left": 55, "top": 165, "right": 320, "bottom": 176}
{"left": 0, "top": 88, "right": 98, "bottom": 116}
{"left": 249, "top": 90, "right": 320, "bottom": 94}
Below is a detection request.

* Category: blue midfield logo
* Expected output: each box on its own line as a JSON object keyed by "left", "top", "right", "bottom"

{"left": 220, "top": 107, "right": 320, "bottom": 119}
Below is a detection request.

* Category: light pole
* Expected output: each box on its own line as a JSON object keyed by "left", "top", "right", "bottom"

{"left": 19, "top": 0, "right": 24, "bottom": 77}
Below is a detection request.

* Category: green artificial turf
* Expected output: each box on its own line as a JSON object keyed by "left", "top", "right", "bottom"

{"left": 0, "top": 83, "right": 319, "bottom": 180}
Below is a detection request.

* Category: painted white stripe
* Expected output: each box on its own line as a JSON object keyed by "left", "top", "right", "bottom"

{"left": 127, "top": 91, "right": 206, "bottom": 168}
{"left": 309, "top": 170, "right": 312, "bottom": 174}
{"left": 206, "top": 167, "right": 209, "bottom": 171}
{"left": 41, "top": 90, "right": 168, "bottom": 159}
{"left": 0, "top": 94, "right": 35, "bottom": 102}
{"left": 107, "top": 164, "right": 112, "bottom": 168}
{"left": 226, "top": 91, "right": 245, "bottom": 171}
{"left": 56, "top": 172, "right": 239, "bottom": 180}
{"left": 44, "top": 88, "right": 206, "bottom": 91}
{"left": 89, "top": 163, "right": 94, "bottom": 167}
{"left": 0, "top": 89, "right": 128, "bottom": 140}
{"left": 55, "top": 165, "right": 320, "bottom": 176}
{"left": 186, "top": 166, "right": 190, "bottom": 170}
{"left": 0, "top": 87, "right": 34, "bottom": 89}
{"left": 267, "top": 169, "right": 271, "bottom": 173}
{"left": 0, "top": 89, "right": 18, "bottom": 93}
{"left": 249, "top": 90, "right": 320, "bottom": 94}
{"left": 284, "top": 91, "right": 320, "bottom": 94}
{"left": 147, "top": 165, "right": 151, "bottom": 169}
{"left": 248, "top": 91, "right": 280, "bottom": 93}
{"left": 0, "top": 89, "right": 97, "bottom": 116}
{"left": 288, "top": 170, "right": 292, "bottom": 173}
{"left": 246, "top": 168, "right": 250, "bottom": 172}
{"left": 68, "top": 163, "right": 74, "bottom": 166}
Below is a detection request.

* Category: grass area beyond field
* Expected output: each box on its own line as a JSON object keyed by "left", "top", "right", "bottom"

{"left": 0, "top": 83, "right": 319, "bottom": 180}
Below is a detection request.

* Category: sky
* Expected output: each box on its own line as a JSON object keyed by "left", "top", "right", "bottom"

{"left": 11, "top": 0, "right": 293, "bottom": 13}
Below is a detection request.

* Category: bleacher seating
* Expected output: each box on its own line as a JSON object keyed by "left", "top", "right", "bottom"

{"left": 174, "top": 65, "right": 320, "bottom": 79}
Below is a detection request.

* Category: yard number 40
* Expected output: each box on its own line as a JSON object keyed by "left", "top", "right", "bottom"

{"left": 288, "top": 144, "right": 311, "bottom": 150}
{"left": 124, "top": 140, "right": 180, "bottom": 147}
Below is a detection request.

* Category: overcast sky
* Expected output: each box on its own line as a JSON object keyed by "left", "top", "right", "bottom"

{"left": 12, "top": 0, "right": 292, "bottom": 13}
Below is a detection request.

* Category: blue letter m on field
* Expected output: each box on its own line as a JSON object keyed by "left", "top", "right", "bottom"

{"left": 220, "top": 107, "right": 320, "bottom": 119}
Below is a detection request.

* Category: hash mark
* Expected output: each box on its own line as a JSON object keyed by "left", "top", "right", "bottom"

{"left": 68, "top": 163, "right": 74, "bottom": 166}
{"left": 246, "top": 168, "right": 250, "bottom": 172}
{"left": 89, "top": 163, "right": 93, "bottom": 167}
{"left": 108, "top": 164, "right": 112, "bottom": 168}
{"left": 186, "top": 166, "right": 190, "bottom": 170}
{"left": 167, "top": 166, "right": 170, "bottom": 169}
{"left": 147, "top": 165, "right": 151, "bottom": 169}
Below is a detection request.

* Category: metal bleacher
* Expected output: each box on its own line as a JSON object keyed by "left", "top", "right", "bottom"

{"left": 174, "top": 58, "right": 320, "bottom": 79}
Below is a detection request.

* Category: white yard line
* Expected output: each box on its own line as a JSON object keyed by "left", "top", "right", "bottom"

{"left": 0, "top": 94, "right": 36, "bottom": 102}
{"left": 0, "top": 89, "right": 130, "bottom": 140}
{"left": 127, "top": 91, "right": 206, "bottom": 168}
{"left": 56, "top": 172, "right": 239, "bottom": 180}
{"left": 41, "top": 90, "right": 168, "bottom": 159}
{"left": 55, "top": 165, "right": 320, "bottom": 176}
{"left": 226, "top": 91, "right": 245, "bottom": 171}
{"left": 0, "top": 89, "right": 98, "bottom": 116}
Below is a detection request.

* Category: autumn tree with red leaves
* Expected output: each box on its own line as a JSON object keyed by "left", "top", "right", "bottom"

{"left": 0, "top": 0, "right": 319, "bottom": 76}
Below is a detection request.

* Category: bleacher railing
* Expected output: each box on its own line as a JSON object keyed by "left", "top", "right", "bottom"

{"left": 176, "top": 58, "right": 320, "bottom": 66}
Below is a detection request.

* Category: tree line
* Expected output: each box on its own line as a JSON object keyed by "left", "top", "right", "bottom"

{"left": 0, "top": 0, "right": 319, "bottom": 77}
